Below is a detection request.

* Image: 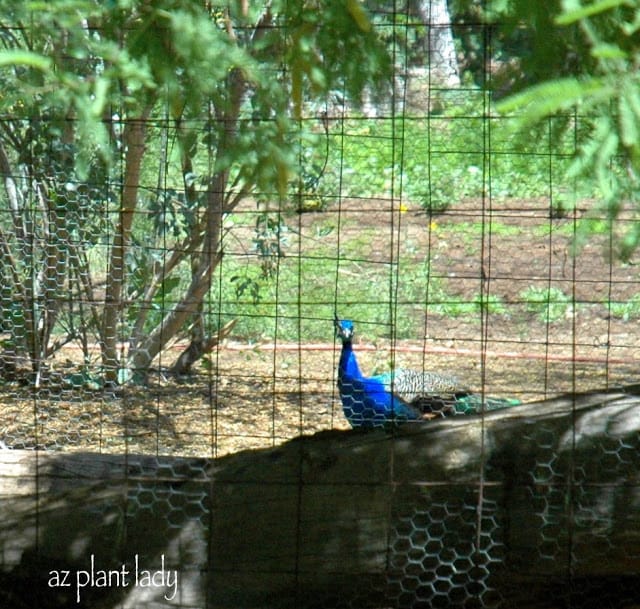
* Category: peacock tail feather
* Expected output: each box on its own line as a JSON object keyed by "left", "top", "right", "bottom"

{"left": 447, "top": 394, "right": 522, "bottom": 416}
{"left": 375, "top": 367, "right": 469, "bottom": 404}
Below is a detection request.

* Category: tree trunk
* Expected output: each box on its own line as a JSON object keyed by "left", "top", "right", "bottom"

{"left": 168, "top": 318, "right": 236, "bottom": 375}
{"left": 416, "top": 0, "right": 460, "bottom": 87}
{"left": 128, "top": 69, "right": 248, "bottom": 379}
{"left": 0, "top": 141, "right": 30, "bottom": 377}
{"left": 1, "top": 386, "right": 640, "bottom": 608}
{"left": 127, "top": 172, "right": 226, "bottom": 377}
{"left": 101, "top": 111, "right": 151, "bottom": 384}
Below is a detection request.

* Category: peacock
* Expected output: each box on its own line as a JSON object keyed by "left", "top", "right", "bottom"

{"left": 334, "top": 316, "right": 520, "bottom": 428}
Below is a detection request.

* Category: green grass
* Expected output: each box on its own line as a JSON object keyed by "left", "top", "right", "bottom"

{"left": 519, "top": 286, "right": 573, "bottom": 323}
{"left": 607, "top": 293, "right": 640, "bottom": 321}
{"left": 213, "top": 251, "right": 439, "bottom": 342}
{"left": 428, "top": 293, "right": 507, "bottom": 318}
{"left": 534, "top": 217, "right": 612, "bottom": 238}
{"left": 212, "top": 220, "right": 517, "bottom": 342}
{"left": 443, "top": 221, "right": 522, "bottom": 242}
{"left": 307, "top": 102, "right": 584, "bottom": 213}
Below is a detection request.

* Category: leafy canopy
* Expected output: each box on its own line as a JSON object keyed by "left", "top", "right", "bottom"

{"left": 0, "top": 0, "right": 391, "bottom": 186}
{"left": 493, "top": 0, "right": 640, "bottom": 260}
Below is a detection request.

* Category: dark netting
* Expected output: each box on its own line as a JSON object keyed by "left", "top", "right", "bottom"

{"left": 0, "top": 1, "right": 639, "bottom": 608}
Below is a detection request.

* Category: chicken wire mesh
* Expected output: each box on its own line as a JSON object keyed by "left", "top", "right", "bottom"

{"left": 0, "top": 2, "right": 639, "bottom": 609}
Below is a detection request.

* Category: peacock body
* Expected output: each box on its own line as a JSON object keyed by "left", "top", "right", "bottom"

{"left": 335, "top": 317, "right": 520, "bottom": 428}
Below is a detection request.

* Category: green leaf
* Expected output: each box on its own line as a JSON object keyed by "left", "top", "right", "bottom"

{"left": 622, "top": 81, "right": 640, "bottom": 122}
{"left": 91, "top": 76, "right": 110, "bottom": 117}
{"left": 347, "top": 0, "right": 372, "bottom": 32}
{"left": 594, "top": 120, "right": 619, "bottom": 198}
{"left": 591, "top": 42, "right": 628, "bottom": 59}
{"left": 496, "top": 77, "right": 612, "bottom": 123}
{"left": 619, "top": 86, "right": 640, "bottom": 147}
{"left": 0, "top": 49, "right": 51, "bottom": 71}
{"left": 291, "top": 61, "right": 303, "bottom": 119}
{"left": 622, "top": 9, "right": 640, "bottom": 34}
{"left": 555, "top": 0, "right": 631, "bottom": 25}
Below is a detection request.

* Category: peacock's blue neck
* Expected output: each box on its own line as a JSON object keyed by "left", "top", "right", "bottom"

{"left": 336, "top": 335, "right": 423, "bottom": 427}
{"left": 338, "top": 340, "right": 362, "bottom": 382}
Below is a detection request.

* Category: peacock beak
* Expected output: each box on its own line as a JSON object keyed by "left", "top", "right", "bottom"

{"left": 334, "top": 315, "right": 356, "bottom": 343}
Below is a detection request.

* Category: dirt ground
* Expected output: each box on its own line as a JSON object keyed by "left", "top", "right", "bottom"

{"left": 0, "top": 197, "right": 638, "bottom": 457}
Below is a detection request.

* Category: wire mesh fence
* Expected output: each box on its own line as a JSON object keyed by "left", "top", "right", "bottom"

{"left": 0, "top": 2, "right": 639, "bottom": 608}
{"left": 1, "top": 102, "right": 637, "bottom": 453}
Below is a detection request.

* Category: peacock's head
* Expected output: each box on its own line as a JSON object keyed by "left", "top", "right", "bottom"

{"left": 334, "top": 316, "right": 354, "bottom": 343}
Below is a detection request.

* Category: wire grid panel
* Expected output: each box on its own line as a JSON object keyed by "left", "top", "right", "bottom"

{"left": 0, "top": 3, "right": 638, "bottom": 609}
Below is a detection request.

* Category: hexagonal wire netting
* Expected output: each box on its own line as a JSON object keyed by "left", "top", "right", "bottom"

{"left": 0, "top": 3, "right": 639, "bottom": 609}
